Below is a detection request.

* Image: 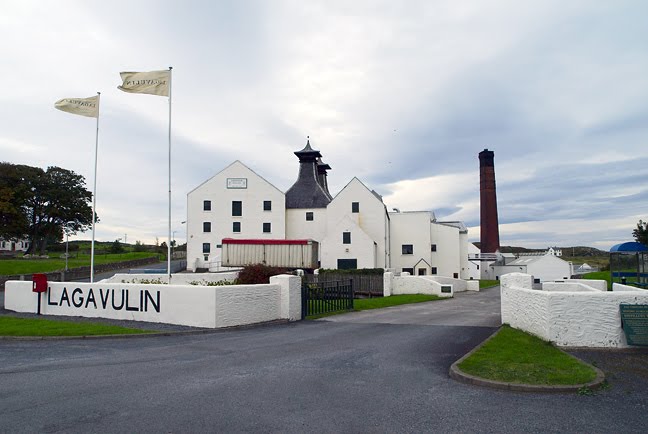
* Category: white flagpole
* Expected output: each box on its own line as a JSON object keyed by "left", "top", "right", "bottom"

{"left": 167, "top": 67, "right": 173, "bottom": 281}
{"left": 90, "top": 92, "right": 100, "bottom": 283}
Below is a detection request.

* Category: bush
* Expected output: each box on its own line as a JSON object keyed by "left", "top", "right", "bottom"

{"left": 235, "top": 264, "right": 291, "bottom": 284}
{"left": 110, "top": 239, "right": 125, "bottom": 254}
{"left": 133, "top": 241, "right": 147, "bottom": 252}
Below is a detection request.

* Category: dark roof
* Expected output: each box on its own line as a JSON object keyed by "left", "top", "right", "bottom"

{"left": 286, "top": 139, "right": 331, "bottom": 208}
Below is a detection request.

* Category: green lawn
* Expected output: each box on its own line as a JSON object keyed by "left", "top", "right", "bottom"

{"left": 458, "top": 325, "right": 597, "bottom": 385}
{"left": 479, "top": 280, "right": 499, "bottom": 289}
{"left": 0, "top": 317, "right": 153, "bottom": 336}
{"left": 307, "top": 294, "right": 445, "bottom": 319}
{"left": 0, "top": 252, "right": 159, "bottom": 275}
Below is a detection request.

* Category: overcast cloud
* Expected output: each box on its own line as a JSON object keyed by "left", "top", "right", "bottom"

{"left": 1, "top": 0, "right": 646, "bottom": 250}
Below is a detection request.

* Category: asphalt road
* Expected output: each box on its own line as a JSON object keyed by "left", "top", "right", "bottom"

{"left": 1, "top": 287, "right": 647, "bottom": 433}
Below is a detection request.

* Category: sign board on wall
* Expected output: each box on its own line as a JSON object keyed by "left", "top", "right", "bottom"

{"left": 620, "top": 304, "right": 648, "bottom": 346}
{"left": 226, "top": 178, "right": 247, "bottom": 189}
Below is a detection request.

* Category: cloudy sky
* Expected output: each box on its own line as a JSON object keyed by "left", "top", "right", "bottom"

{"left": 1, "top": 0, "right": 646, "bottom": 250}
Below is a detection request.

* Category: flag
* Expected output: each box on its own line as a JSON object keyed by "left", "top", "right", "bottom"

{"left": 118, "top": 70, "right": 170, "bottom": 96}
{"left": 54, "top": 95, "right": 99, "bottom": 118}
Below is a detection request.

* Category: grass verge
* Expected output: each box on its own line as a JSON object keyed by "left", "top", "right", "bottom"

{"left": 0, "top": 252, "right": 159, "bottom": 275}
{"left": 479, "top": 280, "right": 499, "bottom": 289}
{"left": 458, "top": 325, "right": 597, "bottom": 385}
{"left": 0, "top": 317, "right": 153, "bottom": 337}
{"left": 307, "top": 294, "right": 445, "bottom": 319}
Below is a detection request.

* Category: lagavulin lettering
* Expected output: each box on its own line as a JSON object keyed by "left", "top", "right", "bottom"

{"left": 48, "top": 287, "right": 160, "bottom": 313}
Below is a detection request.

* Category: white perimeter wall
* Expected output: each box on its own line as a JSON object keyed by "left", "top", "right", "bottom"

{"left": 5, "top": 275, "right": 301, "bottom": 329}
{"left": 501, "top": 273, "right": 648, "bottom": 348}
{"left": 187, "top": 161, "right": 286, "bottom": 271}
{"left": 383, "top": 272, "right": 454, "bottom": 297}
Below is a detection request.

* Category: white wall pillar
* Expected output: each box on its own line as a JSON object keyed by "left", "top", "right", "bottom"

{"left": 271, "top": 274, "right": 302, "bottom": 321}
{"left": 383, "top": 271, "right": 393, "bottom": 297}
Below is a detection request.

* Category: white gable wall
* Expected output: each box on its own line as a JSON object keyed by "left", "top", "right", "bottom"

{"left": 527, "top": 255, "right": 573, "bottom": 282}
{"left": 187, "top": 161, "right": 285, "bottom": 271}
{"left": 327, "top": 178, "right": 389, "bottom": 268}
{"left": 321, "top": 216, "right": 376, "bottom": 269}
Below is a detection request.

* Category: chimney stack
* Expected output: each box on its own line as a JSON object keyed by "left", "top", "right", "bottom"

{"left": 479, "top": 149, "right": 500, "bottom": 253}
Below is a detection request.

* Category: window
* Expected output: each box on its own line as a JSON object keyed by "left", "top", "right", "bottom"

{"left": 204, "top": 255, "right": 209, "bottom": 261}
{"left": 203, "top": 222, "right": 211, "bottom": 232}
{"left": 337, "top": 259, "right": 357, "bottom": 270}
{"left": 232, "top": 201, "right": 242, "bottom": 216}
{"left": 352, "top": 202, "right": 359, "bottom": 213}
{"left": 233, "top": 222, "right": 241, "bottom": 233}
{"left": 453, "top": 272, "right": 459, "bottom": 279}
{"left": 431, "top": 244, "right": 437, "bottom": 252}
{"left": 263, "top": 200, "right": 272, "bottom": 211}
{"left": 402, "top": 268, "right": 414, "bottom": 274}
{"left": 306, "top": 212, "right": 314, "bottom": 221}
{"left": 402, "top": 244, "right": 413, "bottom": 255}
{"left": 343, "top": 232, "right": 351, "bottom": 244}
{"left": 202, "top": 243, "right": 210, "bottom": 253}
{"left": 263, "top": 223, "right": 271, "bottom": 233}
{"left": 418, "top": 269, "right": 427, "bottom": 276}
{"left": 431, "top": 267, "right": 438, "bottom": 275}
{"left": 203, "top": 200, "right": 211, "bottom": 211}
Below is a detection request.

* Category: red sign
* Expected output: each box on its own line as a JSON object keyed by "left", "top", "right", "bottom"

{"left": 32, "top": 274, "right": 48, "bottom": 293}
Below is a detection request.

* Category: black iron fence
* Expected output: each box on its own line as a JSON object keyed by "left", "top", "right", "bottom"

{"left": 302, "top": 273, "right": 383, "bottom": 298}
{"left": 302, "top": 279, "right": 353, "bottom": 319}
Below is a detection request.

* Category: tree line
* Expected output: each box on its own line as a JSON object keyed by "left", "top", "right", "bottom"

{"left": 0, "top": 162, "right": 94, "bottom": 255}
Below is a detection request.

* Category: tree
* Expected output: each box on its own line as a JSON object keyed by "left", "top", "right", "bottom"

{"left": 633, "top": 219, "right": 648, "bottom": 246}
{"left": 0, "top": 162, "right": 95, "bottom": 255}
{"left": 110, "top": 239, "right": 125, "bottom": 254}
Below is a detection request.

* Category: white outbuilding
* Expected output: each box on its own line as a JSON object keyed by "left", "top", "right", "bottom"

{"left": 491, "top": 254, "right": 573, "bottom": 282}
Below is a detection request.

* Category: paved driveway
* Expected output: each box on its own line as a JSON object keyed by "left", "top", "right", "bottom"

{"left": 1, "top": 286, "right": 647, "bottom": 433}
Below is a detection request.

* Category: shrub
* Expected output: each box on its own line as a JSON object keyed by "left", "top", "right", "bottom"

{"left": 235, "top": 264, "right": 290, "bottom": 284}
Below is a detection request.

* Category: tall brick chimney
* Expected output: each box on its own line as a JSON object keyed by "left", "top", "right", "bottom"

{"left": 479, "top": 149, "right": 500, "bottom": 253}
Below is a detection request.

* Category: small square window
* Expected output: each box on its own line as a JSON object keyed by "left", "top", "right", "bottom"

{"left": 431, "top": 244, "right": 437, "bottom": 252}
{"left": 203, "top": 200, "right": 211, "bottom": 211}
{"left": 202, "top": 243, "right": 210, "bottom": 254}
{"left": 402, "top": 268, "right": 414, "bottom": 274}
{"left": 263, "top": 222, "right": 271, "bottom": 233}
{"left": 204, "top": 255, "right": 209, "bottom": 261}
{"left": 263, "top": 200, "right": 272, "bottom": 211}
{"left": 233, "top": 222, "right": 241, "bottom": 233}
{"left": 402, "top": 244, "right": 413, "bottom": 255}
{"left": 431, "top": 267, "right": 438, "bottom": 275}
{"left": 453, "top": 272, "right": 459, "bottom": 279}
{"left": 306, "top": 212, "right": 314, "bottom": 221}
{"left": 418, "top": 269, "right": 427, "bottom": 276}
{"left": 352, "top": 202, "right": 359, "bottom": 213}
{"left": 232, "top": 201, "right": 242, "bottom": 216}
{"left": 343, "top": 232, "right": 351, "bottom": 244}
{"left": 203, "top": 222, "right": 211, "bottom": 233}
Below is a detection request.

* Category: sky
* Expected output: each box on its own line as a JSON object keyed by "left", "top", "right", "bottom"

{"left": 1, "top": 0, "right": 647, "bottom": 251}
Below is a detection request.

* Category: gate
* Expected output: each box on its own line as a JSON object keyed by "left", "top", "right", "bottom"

{"left": 302, "top": 279, "right": 354, "bottom": 319}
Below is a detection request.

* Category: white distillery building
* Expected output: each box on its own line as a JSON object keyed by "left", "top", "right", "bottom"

{"left": 186, "top": 140, "right": 470, "bottom": 277}
{"left": 491, "top": 254, "right": 573, "bottom": 282}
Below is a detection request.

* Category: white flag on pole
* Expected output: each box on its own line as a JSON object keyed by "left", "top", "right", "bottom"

{"left": 118, "top": 70, "right": 170, "bottom": 96}
{"left": 54, "top": 95, "right": 99, "bottom": 118}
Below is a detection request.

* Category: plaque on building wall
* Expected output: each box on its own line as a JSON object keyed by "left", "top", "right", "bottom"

{"left": 620, "top": 304, "right": 648, "bottom": 346}
{"left": 226, "top": 178, "right": 247, "bottom": 189}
